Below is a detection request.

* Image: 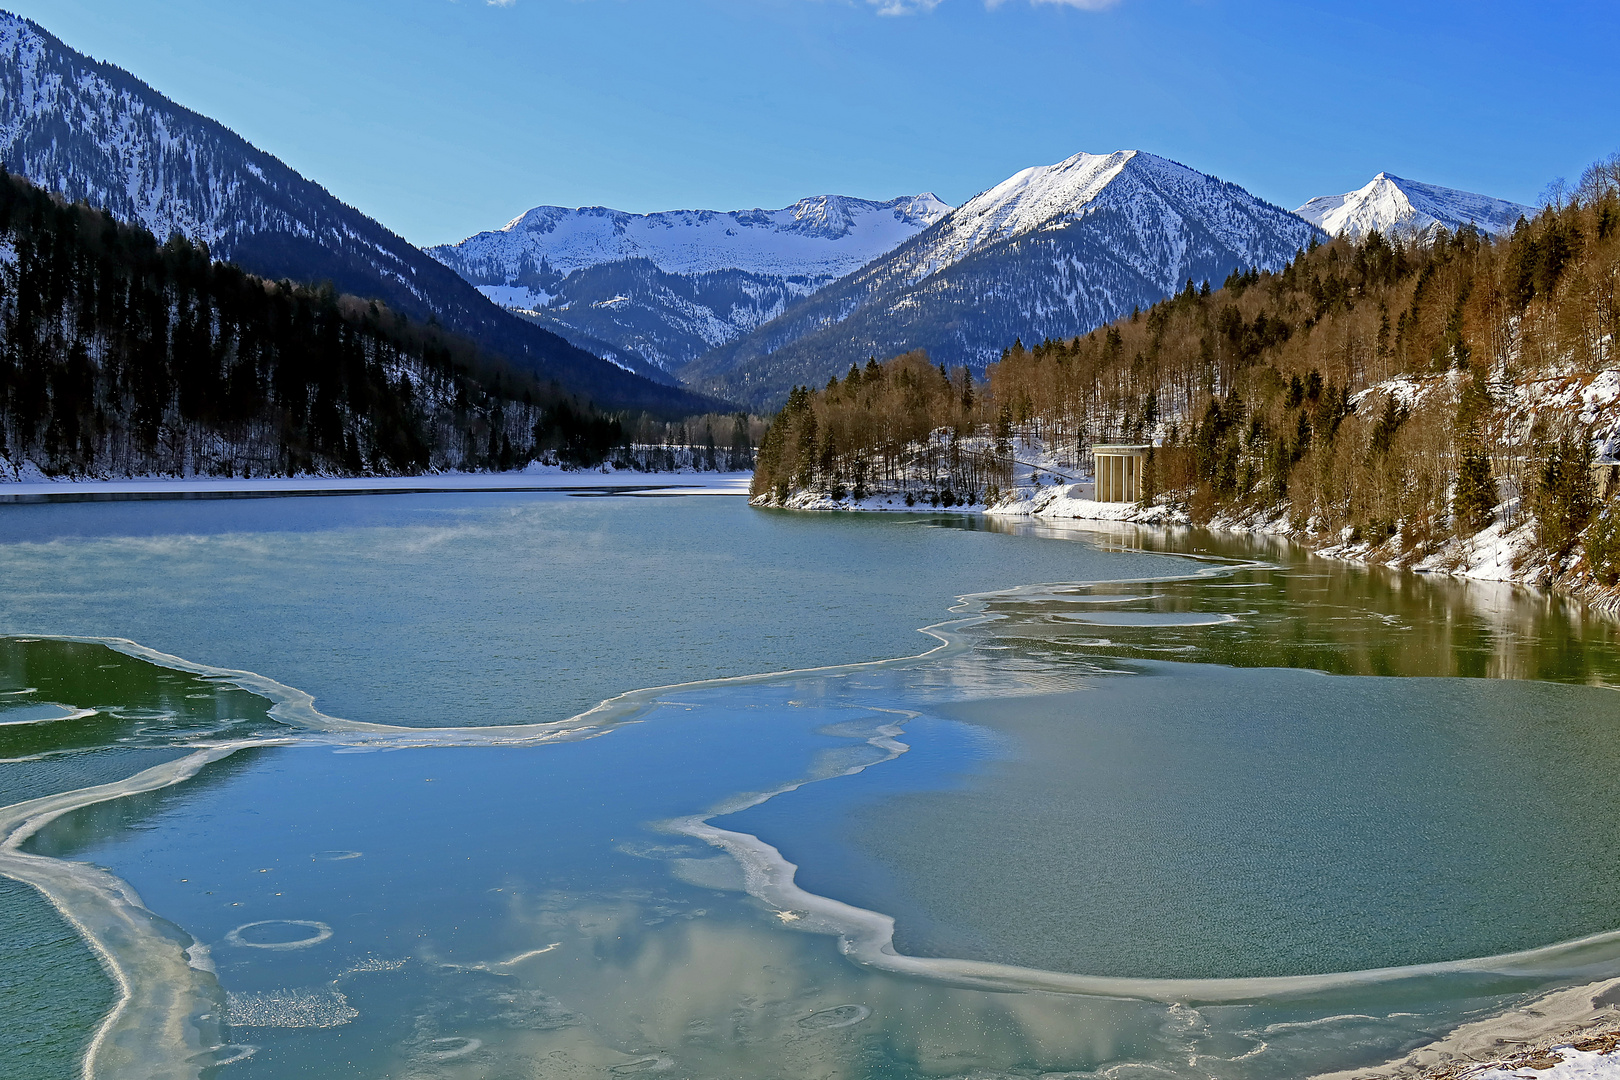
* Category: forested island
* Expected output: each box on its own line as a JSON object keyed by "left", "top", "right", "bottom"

{"left": 754, "top": 156, "right": 1620, "bottom": 595}
{"left": 0, "top": 172, "right": 755, "bottom": 481}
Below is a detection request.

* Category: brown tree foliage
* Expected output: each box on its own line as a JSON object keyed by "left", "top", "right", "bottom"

{"left": 756, "top": 159, "right": 1620, "bottom": 574}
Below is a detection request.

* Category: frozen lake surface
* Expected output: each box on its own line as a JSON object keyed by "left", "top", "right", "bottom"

{"left": 2, "top": 492, "right": 1618, "bottom": 1079}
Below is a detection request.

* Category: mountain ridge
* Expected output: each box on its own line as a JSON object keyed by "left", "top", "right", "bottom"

{"left": 0, "top": 10, "right": 722, "bottom": 416}
{"left": 682, "top": 150, "right": 1325, "bottom": 410}
{"left": 428, "top": 192, "right": 951, "bottom": 376}
{"left": 432, "top": 193, "right": 950, "bottom": 288}
{"left": 1294, "top": 172, "right": 1533, "bottom": 240}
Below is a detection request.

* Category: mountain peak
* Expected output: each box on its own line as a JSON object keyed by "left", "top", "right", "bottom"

{"left": 435, "top": 192, "right": 953, "bottom": 286}
{"left": 1295, "top": 173, "right": 1531, "bottom": 240}
{"left": 685, "top": 149, "right": 1324, "bottom": 408}
{"left": 428, "top": 192, "right": 955, "bottom": 373}
{"left": 0, "top": 6, "right": 717, "bottom": 414}
{"left": 894, "top": 150, "right": 1139, "bottom": 278}
{"left": 887, "top": 148, "right": 1308, "bottom": 287}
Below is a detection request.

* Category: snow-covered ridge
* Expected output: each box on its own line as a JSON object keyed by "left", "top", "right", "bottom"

{"left": 687, "top": 148, "right": 1326, "bottom": 406}
{"left": 426, "top": 192, "right": 952, "bottom": 374}
{"left": 881, "top": 150, "right": 1321, "bottom": 288}
{"left": 0, "top": 11, "right": 437, "bottom": 320}
{"left": 0, "top": 10, "right": 698, "bottom": 412}
{"left": 896, "top": 151, "right": 1135, "bottom": 279}
{"left": 431, "top": 192, "right": 952, "bottom": 285}
{"left": 0, "top": 13, "right": 284, "bottom": 252}
{"left": 1295, "top": 173, "right": 1533, "bottom": 240}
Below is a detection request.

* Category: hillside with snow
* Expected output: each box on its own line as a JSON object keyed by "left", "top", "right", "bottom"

{"left": 428, "top": 194, "right": 950, "bottom": 373}
{"left": 433, "top": 194, "right": 950, "bottom": 285}
{"left": 0, "top": 11, "right": 717, "bottom": 414}
{"left": 686, "top": 150, "right": 1324, "bottom": 410}
{"left": 1295, "top": 173, "right": 1533, "bottom": 240}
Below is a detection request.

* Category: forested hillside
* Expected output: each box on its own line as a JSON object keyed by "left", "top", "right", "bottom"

{"left": 755, "top": 155, "right": 1620, "bottom": 590}
{"left": 0, "top": 172, "right": 629, "bottom": 479}
{"left": 428, "top": 194, "right": 950, "bottom": 379}
{"left": 686, "top": 151, "right": 1321, "bottom": 410}
{"left": 0, "top": 11, "right": 722, "bottom": 416}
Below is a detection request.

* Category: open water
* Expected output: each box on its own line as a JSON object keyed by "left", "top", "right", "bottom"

{"left": 1, "top": 492, "right": 1618, "bottom": 1079}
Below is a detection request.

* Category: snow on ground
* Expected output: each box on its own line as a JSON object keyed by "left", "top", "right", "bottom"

{"left": 0, "top": 463, "right": 752, "bottom": 502}
{"left": 989, "top": 482, "right": 1186, "bottom": 525}
{"left": 429, "top": 193, "right": 952, "bottom": 289}
{"left": 776, "top": 423, "right": 1595, "bottom": 594}
{"left": 1469, "top": 1045, "right": 1620, "bottom": 1078}
{"left": 1411, "top": 510, "right": 1541, "bottom": 581}
{"left": 1313, "top": 980, "right": 1620, "bottom": 1080}
{"left": 1351, "top": 364, "right": 1620, "bottom": 454}
{"left": 1351, "top": 374, "right": 1429, "bottom": 411}
{"left": 1294, "top": 172, "right": 1532, "bottom": 241}
{"left": 774, "top": 489, "right": 976, "bottom": 512}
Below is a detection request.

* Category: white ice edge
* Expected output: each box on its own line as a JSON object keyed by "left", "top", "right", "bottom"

{"left": 0, "top": 471, "right": 754, "bottom": 500}
{"left": 2, "top": 544, "right": 1603, "bottom": 1079}
{"left": 0, "top": 556, "right": 1245, "bottom": 1075}
{"left": 0, "top": 704, "right": 97, "bottom": 726}
{"left": 0, "top": 744, "right": 250, "bottom": 1080}
{"left": 657, "top": 674, "right": 1620, "bottom": 1004}
{"left": 681, "top": 812, "right": 1620, "bottom": 1002}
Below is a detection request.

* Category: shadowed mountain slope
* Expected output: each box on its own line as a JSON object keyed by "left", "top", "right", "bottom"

{"left": 0, "top": 11, "right": 724, "bottom": 416}
{"left": 682, "top": 151, "right": 1323, "bottom": 411}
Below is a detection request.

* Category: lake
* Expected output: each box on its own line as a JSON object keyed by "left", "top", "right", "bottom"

{"left": 2, "top": 491, "right": 1618, "bottom": 1079}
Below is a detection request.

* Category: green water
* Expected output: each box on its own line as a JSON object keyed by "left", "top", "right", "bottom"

{"left": 1, "top": 495, "right": 1618, "bottom": 1079}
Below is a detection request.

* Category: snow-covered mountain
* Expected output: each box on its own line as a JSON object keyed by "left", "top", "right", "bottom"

{"left": 0, "top": 11, "right": 718, "bottom": 414}
{"left": 429, "top": 194, "right": 950, "bottom": 373}
{"left": 1295, "top": 173, "right": 1532, "bottom": 240}
{"left": 435, "top": 194, "right": 950, "bottom": 287}
{"left": 685, "top": 150, "right": 1325, "bottom": 409}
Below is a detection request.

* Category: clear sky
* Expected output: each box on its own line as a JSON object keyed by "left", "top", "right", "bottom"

{"left": 12, "top": 0, "right": 1617, "bottom": 247}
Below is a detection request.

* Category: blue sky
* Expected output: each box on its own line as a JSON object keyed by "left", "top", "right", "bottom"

{"left": 12, "top": 0, "right": 1617, "bottom": 247}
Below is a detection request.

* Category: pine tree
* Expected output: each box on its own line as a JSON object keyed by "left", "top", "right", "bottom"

{"left": 1453, "top": 444, "right": 1497, "bottom": 535}
{"left": 1533, "top": 432, "right": 1596, "bottom": 561}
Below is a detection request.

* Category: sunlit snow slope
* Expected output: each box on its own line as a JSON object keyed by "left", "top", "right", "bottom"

{"left": 686, "top": 150, "right": 1324, "bottom": 410}
{"left": 1295, "top": 173, "right": 1532, "bottom": 240}
{"left": 435, "top": 194, "right": 951, "bottom": 284}
{"left": 428, "top": 195, "right": 951, "bottom": 373}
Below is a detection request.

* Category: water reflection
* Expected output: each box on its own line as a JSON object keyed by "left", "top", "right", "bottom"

{"left": 974, "top": 516, "right": 1620, "bottom": 684}
{"left": 3, "top": 501, "right": 1620, "bottom": 1080}
{"left": 0, "top": 638, "right": 279, "bottom": 767}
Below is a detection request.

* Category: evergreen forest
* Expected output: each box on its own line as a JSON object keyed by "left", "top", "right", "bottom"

{"left": 0, "top": 171, "right": 673, "bottom": 479}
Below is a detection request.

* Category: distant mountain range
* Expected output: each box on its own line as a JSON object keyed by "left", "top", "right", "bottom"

{"left": 1295, "top": 173, "right": 1533, "bottom": 240}
{"left": 1, "top": 9, "right": 1543, "bottom": 421}
{"left": 436, "top": 164, "right": 1542, "bottom": 412}
{"left": 427, "top": 195, "right": 950, "bottom": 378}
{"left": 0, "top": 11, "right": 721, "bottom": 416}
{"left": 677, "top": 151, "right": 1324, "bottom": 409}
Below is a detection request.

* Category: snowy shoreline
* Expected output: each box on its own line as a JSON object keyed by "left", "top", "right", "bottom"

{"left": 990, "top": 482, "right": 1620, "bottom": 614}
{"left": 0, "top": 466, "right": 754, "bottom": 504}
{"left": 765, "top": 477, "right": 1620, "bottom": 613}
{"left": 1312, "top": 979, "right": 1620, "bottom": 1079}
{"left": 768, "top": 481, "right": 1620, "bottom": 1076}
{"left": 13, "top": 464, "right": 1620, "bottom": 1074}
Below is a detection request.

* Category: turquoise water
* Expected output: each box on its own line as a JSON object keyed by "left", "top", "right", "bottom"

{"left": 2, "top": 494, "right": 1619, "bottom": 1078}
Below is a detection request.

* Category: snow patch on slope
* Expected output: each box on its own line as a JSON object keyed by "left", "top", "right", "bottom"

{"left": 1296, "top": 173, "right": 1532, "bottom": 240}
{"left": 428, "top": 192, "right": 952, "bottom": 372}
{"left": 432, "top": 192, "right": 952, "bottom": 290}
{"left": 882, "top": 150, "right": 1321, "bottom": 290}
{"left": 905, "top": 151, "right": 1135, "bottom": 277}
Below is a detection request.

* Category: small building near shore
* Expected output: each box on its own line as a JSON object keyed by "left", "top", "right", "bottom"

{"left": 1596, "top": 457, "right": 1620, "bottom": 502}
{"left": 1092, "top": 444, "right": 1152, "bottom": 503}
